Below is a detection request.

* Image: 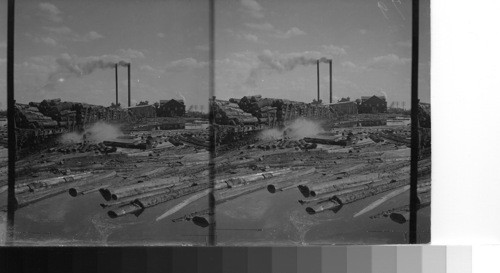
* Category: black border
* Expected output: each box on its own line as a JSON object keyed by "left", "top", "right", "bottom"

{"left": 6, "top": 0, "right": 16, "bottom": 244}
{"left": 409, "top": 0, "right": 420, "bottom": 244}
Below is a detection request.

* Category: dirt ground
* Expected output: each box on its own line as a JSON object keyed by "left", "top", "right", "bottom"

{"left": 0, "top": 122, "right": 430, "bottom": 245}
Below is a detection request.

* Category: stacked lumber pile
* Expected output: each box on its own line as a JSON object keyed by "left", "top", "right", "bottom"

{"left": 0, "top": 125, "right": 7, "bottom": 146}
{"left": 212, "top": 99, "right": 258, "bottom": 125}
{"left": 37, "top": 98, "right": 131, "bottom": 126}
{"left": 418, "top": 103, "right": 431, "bottom": 151}
{"left": 37, "top": 99, "right": 90, "bottom": 127}
{"left": 238, "top": 95, "right": 281, "bottom": 124}
{"left": 38, "top": 99, "right": 77, "bottom": 120}
{"left": 418, "top": 103, "right": 431, "bottom": 129}
{"left": 15, "top": 104, "right": 58, "bottom": 129}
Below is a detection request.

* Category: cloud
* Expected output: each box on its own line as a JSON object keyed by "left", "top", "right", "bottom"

{"left": 245, "top": 22, "right": 305, "bottom": 39}
{"left": 227, "top": 29, "right": 265, "bottom": 44}
{"left": 394, "top": 40, "right": 411, "bottom": 48}
{"left": 157, "top": 33, "right": 165, "bottom": 38}
{"left": 42, "top": 26, "right": 72, "bottom": 35}
{"left": 195, "top": 44, "right": 209, "bottom": 51}
{"left": 118, "top": 49, "right": 145, "bottom": 59}
{"left": 214, "top": 51, "right": 364, "bottom": 102}
{"left": 166, "top": 58, "right": 208, "bottom": 72}
{"left": 39, "top": 3, "right": 62, "bottom": 22}
{"left": 321, "top": 45, "right": 347, "bottom": 56}
{"left": 273, "top": 27, "right": 306, "bottom": 39}
{"left": 214, "top": 52, "right": 260, "bottom": 99}
{"left": 367, "top": 54, "right": 410, "bottom": 69}
{"left": 241, "top": 0, "right": 264, "bottom": 19}
{"left": 242, "top": 33, "right": 260, "bottom": 43}
{"left": 86, "top": 31, "right": 104, "bottom": 41}
{"left": 12, "top": 55, "right": 60, "bottom": 97}
{"left": 25, "top": 33, "right": 63, "bottom": 48}
{"left": 245, "top": 22, "right": 274, "bottom": 32}
{"left": 140, "top": 65, "right": 165, "bottom": 75}
{"left": 41, "top": 26, "right": 104, "bottom": 42}
{"left": 0, "top": 41, "right": 6, "bottom": 49}
{"left": 40, "top": 37, "right": 58, "bottom": 47}
{"left": 341, "top": 61, "right": 357, "bottom": 69}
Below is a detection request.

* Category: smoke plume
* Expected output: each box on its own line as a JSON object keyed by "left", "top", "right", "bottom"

{"left": 48, "top": 54, "right": 130, "bottom": 84}
{"left": 380, "top": 91, "right": 388, "bottom": 101}
{"left": 259, "top": 118, "right": 324, "bottom": 140}
{"left": 247, "top": 50, "right": 331, "bottom": 86}
{"left": 176, "top": 92, "right": 186, "bottom": 102}
{"left": 60, "top": 122, "right": 123, "bottom": 144}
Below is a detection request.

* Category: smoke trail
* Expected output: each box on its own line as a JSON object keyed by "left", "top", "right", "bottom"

{"left": 60, "top": 121, "right": 123, "bottom": 144}
{"left": 259, "top": 118, "right": 324, "bottom": 140}
{"left": 176, "top": 92, "right": 186, "bottom": 102}
{"left": 380, "top": 91, "right": 388, "bottom": 101}
{"left": 47, "top": 54, "right": 130, "bottom": 84}
{"left": 246, "top": 50, "right": 331, "bottom": 86}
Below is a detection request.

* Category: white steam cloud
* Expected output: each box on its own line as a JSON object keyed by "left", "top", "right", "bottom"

{"left": 259, "top": 118, "right": 324, "bottom": 140}
{"left": 176, "top": 92, "right": 186, "bottom": 102}
{"left": 60, "top": 122, "right": 123, "bottom": 144}
{"left": 380, "top": 91, "right": 388, "bottom": 101}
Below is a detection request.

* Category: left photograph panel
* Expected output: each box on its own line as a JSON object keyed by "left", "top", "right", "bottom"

{"left": 0, "top": 0, "right": 211, "bottom": 245}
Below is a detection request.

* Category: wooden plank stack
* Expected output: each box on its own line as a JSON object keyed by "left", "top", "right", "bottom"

{"left": 238, "top": 95, "right": 280, "bottom": 124}
{"left": 212, "top": 99, "right": 258, "bottom": 125}
{"left": 15, "top": 104, "right": 58, "bottom": 128}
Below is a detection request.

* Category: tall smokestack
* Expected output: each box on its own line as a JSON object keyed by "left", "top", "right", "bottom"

{"left": 317, "top": 59, "right": 320, "bottom": 102}
{"left": 329, "top": 60, "right": 332, "bottom": 104}
{"left": 127, "top": 63, "right": 131, "bottom": 107}
{"left": 115, "top": 63, "right": 118, "bottom": 105}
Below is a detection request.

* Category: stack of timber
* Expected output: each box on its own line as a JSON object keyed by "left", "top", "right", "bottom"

{"left": 37, "top": 99, "right": 78, "bottom": 122}
{"left": 15, "top": 104, "right": 58, "bottom": 129}
{"left": 238, "top": 95, "right": 279, "bottom": 124}
{"left": 212, "top": 99, "right": 258, "bottom": 125}
{"left": 37, "top": 98, "right": 132, "bottom": 126}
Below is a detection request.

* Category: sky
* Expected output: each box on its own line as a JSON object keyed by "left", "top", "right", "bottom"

{"left": 0, "top": 0, "right": 430, "bottom": 110}
{"left": 214, "top": 0, "right": 430, "bottom": 106}
{"left": 0, "top": 0, "right": 209, "bottom": 110}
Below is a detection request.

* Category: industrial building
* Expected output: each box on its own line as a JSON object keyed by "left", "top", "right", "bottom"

{"left": 127, "top": 104, "right": 157, "bottom": 119}
{"left": 158, "top": 99, "right": 186, "bottom": 117}
{"left": 358, "top": 95, "right": 387, "bottom": 114}
{"left": 329, "top": 101, "right": 358, "bottom": 116}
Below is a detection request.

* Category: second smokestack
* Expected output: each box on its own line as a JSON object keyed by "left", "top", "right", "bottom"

{"left": 317, "top": 60, "right": 320, "bottom": 102}
{"left": 329, "top": 60, "right": 332, "bottom": 104}
{"left": 115, "top": 63, "right": 118, "bottom": 105}
{"left": 127, "top": 63, "right": 131, "bottom": 107}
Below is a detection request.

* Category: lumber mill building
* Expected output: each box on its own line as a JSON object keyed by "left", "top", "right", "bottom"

{"left": 158, "top": 99, "right": 186, "bottom": 117}
{"left": 127, "top": 104, "right": 157, "bottom": 119}
{"left": 329, "top": 101, "right": 358, "bottom": 116}
{"left": 358, "top": 95, "right": 388, "bottom": 114}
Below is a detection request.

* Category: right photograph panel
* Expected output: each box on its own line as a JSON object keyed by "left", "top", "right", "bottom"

{"left": 207, "top": 0, "right": 430, "bottom": 245}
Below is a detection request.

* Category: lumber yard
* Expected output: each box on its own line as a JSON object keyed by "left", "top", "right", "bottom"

{"left": 0, "top": 94, "right": 430, "bottom": 245}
